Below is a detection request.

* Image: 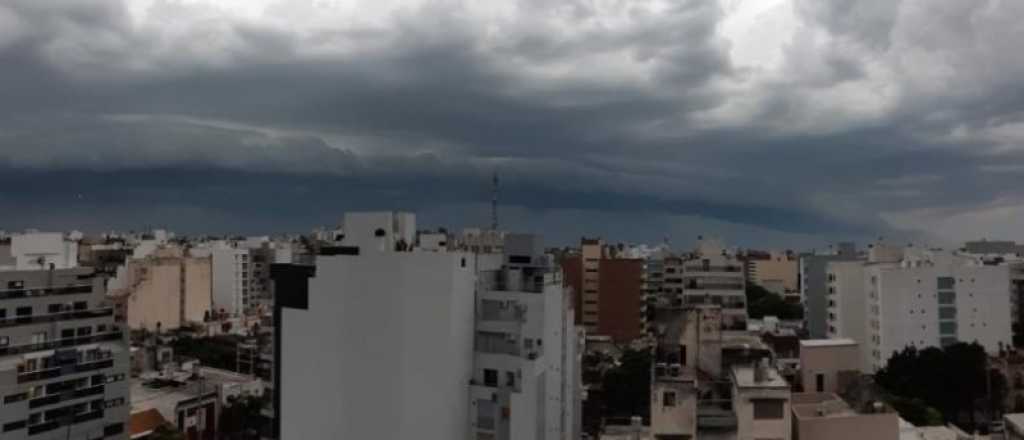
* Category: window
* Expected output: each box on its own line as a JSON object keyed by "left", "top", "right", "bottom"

{"left": 752, "top": 399, "right": 785, "bottom": 419}
{"left": 0, "top": 308, "right": 5, "bottom": 319}
{"left": 73, "top": 302, "right": 87, "bottom": 311}
{"left": 663, "top": 391, "right": 676, "bottom": 407}
{"left": 7, "top": 280, "right": 23, "bottom": 289}
{"left": 939, "top": 307, "right": 956, "bottom": 320}
{"left": 937, "top": 277, "right": 955, "bottom": 289}
{"left": 816, "top": 374, "right": 825, "bottom": 392}
{"left": 505, "top": 371, "right": 515, "bottom": 387}
{"left": 483, "top": 369, "right": 498, "bottom": 387}
{"left": 939, "top": 322, "right": 957, "bottom": 335}
{"left": 3, "top": 420, "right": 26, "bottom": 432}
{"left": 374, "top": 228, "right": 386, "bottom": 237}
{"left": 61, "top": 329, "right": 75, "bottom": 339}
{"left": 77, "top": 327, "right": 93, "bottom": 337}
{"left": 47, "top": 304, "right": 63, "bottom": 314}
{"left": 16, "top": 306, "right": 31, "bottom": 316}
{"left": 0, "top": 335, "right": 6, "bottom": 346}
{"left": 938, "top": 291, "right": 955, "bottom": 305}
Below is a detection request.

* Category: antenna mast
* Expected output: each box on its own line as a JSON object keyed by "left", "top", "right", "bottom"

{"left": 491, "top": 170, "right": 499, "bottom": 231}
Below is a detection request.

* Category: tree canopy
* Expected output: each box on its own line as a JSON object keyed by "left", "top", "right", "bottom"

{"left": 875, "top": 342, "right": 1001, "bottom": 430}
{"left": 745, "top": 283, "right": 802, "bottom": 320}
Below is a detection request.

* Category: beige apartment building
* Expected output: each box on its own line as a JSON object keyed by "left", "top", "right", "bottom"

{"left": 746, "top": 251, "right": 798, "bottom": 298}
{"left": 109, "top": 246, "right": 212, "bottom": 331}
{"left": 799, "top": 339, "right": 859, "bottom": 394}
{"left": 791, "top": 393, "right": 898, "bottom": 440}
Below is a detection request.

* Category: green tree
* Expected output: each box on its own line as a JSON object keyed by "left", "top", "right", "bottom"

{"left": 601, "top": 348, "right": 652, "bottom": 420}
{"left": 876, "top": 342, "right": 991, "bottom": 429}
{"left": 745, "top": 283, "right": 802, "bottom": 320}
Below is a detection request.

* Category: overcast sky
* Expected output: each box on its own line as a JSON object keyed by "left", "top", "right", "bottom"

{"left": 2, "top": 0, "right": 1024, "bottom": 249}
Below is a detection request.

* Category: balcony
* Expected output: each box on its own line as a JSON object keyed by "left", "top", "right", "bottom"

{"left": 684, "top": 265, "right": 742, "bottom": 273}
{"left": 0, "top": 284, "right": 92, "bottom": 301}
{"left": 1, "top": 330, "right": 123, "bottom": 358}
{"left": 0, "top": 308, "right": 114, "bottom": 329}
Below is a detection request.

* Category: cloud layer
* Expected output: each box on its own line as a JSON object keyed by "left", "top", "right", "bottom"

{"left": 2, "top": 0, "right": 1024, "bottom": 247}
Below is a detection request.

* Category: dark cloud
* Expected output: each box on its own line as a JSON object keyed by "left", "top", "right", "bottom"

{"left": 2, "top": 0, "right": 1024, "bottom": 246}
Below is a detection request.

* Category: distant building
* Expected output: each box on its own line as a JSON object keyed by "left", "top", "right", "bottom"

{"left": 4, "top": 232, "right": 78, "bottom": 271}
{"left": 561, "top": 238, "right": 646, "bottom": 344}
{"left": 681, "top": 238, "right": 747, "bottom": 330}
{"left": 799, "top": 243, "right": 860, "bottom": 338}
{"left": 0, "top": 267, "right": 130, "bottom": 439}
{"left": 745, "top": 250, "right": 798, "bottom": 300}
{"left": 108, "top": 246, "right": 212, "bottom": 332}
{"left": 791, "top": 393, "right": 898, "bottom": 440}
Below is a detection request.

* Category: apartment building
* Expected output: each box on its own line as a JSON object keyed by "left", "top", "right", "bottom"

{"left": 862, "top": 250, "right": 1013, "bottom": 371}
{"left": 469, "top": 234, "right": 580, "bottom": 440}
{"left": 107, "top": 246, "right": 212, "bottom": 332}
{"left": 561, "top": 238, "right": 645, "bottom": 344}
{"left": 0, "top": 268, "right": 130, "bottom": 439}
{"left": 824, "top": 261, "right": 869, "bottom": 371}
{"left": 272, "top": 213, "right": 580, "bottom": 440}
{"left": 745, "top": 250, "right": 798, "bottom": 300}
{"left": 799, "top": 243, "right": 859, "bottom": 338}
{"left": 731, "top": 362, "right": 791, "bottom": 440}
{"left": 681, "top": 238, "right": 747, "bottom": 330}
{"left": 650, "top": 309, "right": 698, "bottom": 440}
{"left": 2, "top": 233, "right": 79, "bottom": 271}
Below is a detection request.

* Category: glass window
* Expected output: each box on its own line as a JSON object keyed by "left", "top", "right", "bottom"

{"left": 939, "top": 322, "right": 957, "bottom": 335}
{"left": 663, "top": 391, "right": 676, "bottom": 407}
{"left": 938, "top": 291, "right": 956, "bottom": 305}
{"left": 939, "top": 307, "right": 956, "bottom": 320}
{"left": 483, "top": 369, "right": 498, "bottom": 387}
{"left": 937, "top": 277, "right": 955, "bottom": 289}
{"left": 753, "top": 399, "right": 785, "bottom": 419}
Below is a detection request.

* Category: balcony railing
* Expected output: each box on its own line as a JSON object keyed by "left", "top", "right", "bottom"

{"left": 684, "top": 265, "right": 743, "bottom": 273}
{"left": 0, "top": 308, "right": 113, "bottom": 329}
{"left": 1, "top": 331, "right": 123, "bottom": 357}
{"left": 0, "top": 284, "right": 92, "bottom": 301}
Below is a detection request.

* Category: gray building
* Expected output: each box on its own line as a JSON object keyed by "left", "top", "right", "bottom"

{"left": 800, "top": 243, "right": 859, "bottom": 339}
{"left": 0, "top": 268, "right": 130, "bottom": 439}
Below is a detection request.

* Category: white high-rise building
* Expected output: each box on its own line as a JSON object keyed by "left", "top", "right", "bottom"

{"left": 826, "top": 247, "right": 1013, "bottom": 372}
{"left": 469, "top": 234, "right": 579, "bottom": 440}
{"left": 272, "top": 214, "right": 579, "bottom": 440}
{"left": 208, "top": 245, "right": 251, "bottom": 317}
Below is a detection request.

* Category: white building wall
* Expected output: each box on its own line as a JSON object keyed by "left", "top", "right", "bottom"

{"left": 869, "top": 256, "right": 1013, "bottom": 371}
{"left": 10, "top": 232, "right": 78, "bottom": 270}
{"left": 826, "top": 261, "right": 870, "bottom": 371}
{"left": 210, "top": 246, "right": 248, "bottom": 316}
{"left": 280, "top": 251, "right": 476, "bottom": 440}
{"left": 341, "top": 211, "right": 417, "bottom": 252}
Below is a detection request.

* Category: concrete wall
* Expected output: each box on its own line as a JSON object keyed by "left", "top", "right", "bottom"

{"left": 733, "top": 386, "right": 791, "bottom": 440}
{"left": 280, "top": 251, "right": 475, "bottom": 440}
{"left": 126, "top": 262, "right": 182, "bottom": 331}
{"left": 794, "top": 411, "right": 898, "bottom": 440}
{"left": 651, "top": 381, "right": 697, "bottom": 438}
{"left": 184, "top": 257, "right": 212, "bottom": 324}
{"left": 10, "top": 233, "right": 77, "bottom": 270}
{"left": 799, "top": 343, "right": 859, "bottom": 393}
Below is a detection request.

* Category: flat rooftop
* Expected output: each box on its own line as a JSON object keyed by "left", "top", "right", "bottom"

{"left": 800, "top": 338, "right": 857, "bottom": 348}
{"left": 731, "top": 365, "right": 789, "bottom": 388}
{"left": 792, "top": 393, "right": 857, "bottom": 419}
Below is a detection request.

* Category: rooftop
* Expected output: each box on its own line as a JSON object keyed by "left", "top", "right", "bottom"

{"left": 128, "top": 408, "right": 168, "bottom": 438}
{"left": 800, "top": 338, "right": 857, "bottom": 348}
{"left": 731, "top": 364, "right": 789, "bottom": 389}
{"left": 791, "top": 393, "right": 891, "bottom": 419}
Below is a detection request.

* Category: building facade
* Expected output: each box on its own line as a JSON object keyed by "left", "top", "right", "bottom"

{"left": 108, "top": 247, "right": 212, "bottom": 331}
{"left": 681, "top": 238, "right": 747, "bottom": 330}
{"left": 0, "top": 268, "right": 130, "bottom": 439}
{"left": 799, "top": 243, "right": 859, "bottom": 339}
{"left": 865, "top": 251, "right": 1013, "bottom": 371}
{"left": 561, "top": 238, "right": 645, "bottom": 344}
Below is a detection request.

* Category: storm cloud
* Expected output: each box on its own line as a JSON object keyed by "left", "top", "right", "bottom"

{"left": 2, "top": 0, "right": 1024, "bottom": 248}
